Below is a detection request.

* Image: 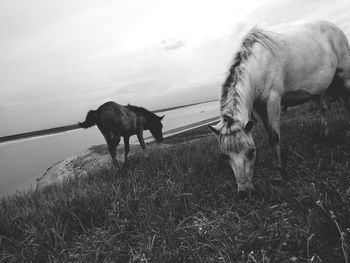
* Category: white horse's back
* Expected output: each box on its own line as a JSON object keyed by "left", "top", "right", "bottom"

{"left": 256, "top": 21, "right": 350, "bottom": 98}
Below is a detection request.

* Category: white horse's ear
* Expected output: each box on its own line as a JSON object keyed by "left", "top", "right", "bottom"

{"left": 244, "top": 120, "right": 254, "bottom": 133}
{"left": 208, "top": 123, "right": 221, "bottom": 135}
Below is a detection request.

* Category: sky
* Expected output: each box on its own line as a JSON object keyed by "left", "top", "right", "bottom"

{"left": 0, "top": 0, "right": 349, "bottom": 136}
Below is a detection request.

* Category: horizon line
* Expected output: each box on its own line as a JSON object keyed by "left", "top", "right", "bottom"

{"left": 0, "top": 98, "right": 219, "bottom": 144}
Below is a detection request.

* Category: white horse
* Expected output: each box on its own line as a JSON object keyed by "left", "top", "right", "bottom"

{"left": 209, "top": 21, "right": 350, "bottom": 193}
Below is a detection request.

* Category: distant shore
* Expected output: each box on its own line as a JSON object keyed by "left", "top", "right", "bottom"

{"left": 0, "top": 124, "right": 81, "bottom": 144}
{"left": 0, "top": 99, "right": 218, "bottom": 144}
{"left": 151, "top": 99, "right": 217, "bottom": 114}
{"left": 145, "top": 116, "right": 219, "bottom": 143}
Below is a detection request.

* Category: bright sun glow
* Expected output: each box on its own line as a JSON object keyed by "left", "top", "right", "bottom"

{"left": 120, "top": 0, "right": 262, "bottom": 50}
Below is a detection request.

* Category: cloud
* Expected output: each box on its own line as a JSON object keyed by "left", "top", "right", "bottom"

{"left": 114, "top": 78, "right": 156, "bottom": 94}
{"left": 2, "top": 0, "right": 350, "bottom": 136}
{"left": 159, "top": 38, "right": 187, "bottom": 51}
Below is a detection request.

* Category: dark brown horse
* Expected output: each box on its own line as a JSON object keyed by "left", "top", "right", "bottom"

{"left": 79, "top": 101, "right": 164, "bottom": 169}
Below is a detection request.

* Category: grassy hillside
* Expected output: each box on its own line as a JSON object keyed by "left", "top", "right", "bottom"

{"left": 1, "top": 102, "right": 350, "bottom": 262}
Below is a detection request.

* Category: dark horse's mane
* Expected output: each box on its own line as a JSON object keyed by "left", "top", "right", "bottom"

{"left": 127, "top": 104, "right": 159, "bottom": 122}
{"left": 221, "top": 27, "right": 278, "bottom": 113}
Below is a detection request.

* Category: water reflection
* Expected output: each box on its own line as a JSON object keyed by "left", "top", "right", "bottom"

{"left": 0, "top": 101, "right": 218, "bottom": 196}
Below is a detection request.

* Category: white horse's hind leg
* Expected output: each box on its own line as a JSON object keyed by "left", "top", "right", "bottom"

{"left": 318, "top": 94, "right": 329, "bottom": 138}
{"left": 343, "top": 91, "right": 350, "bottom": 137}
{"left": 339, "top": 74, "right": 350, "bottom": 136}
{"left": 336, "top": 37, "right": 350, "bottom": 134}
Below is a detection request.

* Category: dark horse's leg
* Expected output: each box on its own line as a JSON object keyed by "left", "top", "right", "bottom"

{"left": 103, "top": 132, "right": 120, "bottom": 171}
{"left": 123, "top": 136, "right": 130, "bottom": 167}
{"left": 112, "top": 135, "right": 121, "bottom": 168}
{"left": 137, "top": 130, "right": 150, "bottom": 158}
{"left": 137, "top": 131, "right": 146, "bottom": 150}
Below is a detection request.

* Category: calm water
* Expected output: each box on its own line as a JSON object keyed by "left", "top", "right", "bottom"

{"left": 0, "top": 101, "right": 219, "bottom": 197}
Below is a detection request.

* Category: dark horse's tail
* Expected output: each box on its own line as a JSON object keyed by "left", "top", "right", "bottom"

{"left": 78, "top": 110, "right": 98, "bottom": 128}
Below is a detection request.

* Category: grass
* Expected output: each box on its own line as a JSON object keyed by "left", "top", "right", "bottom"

{"left": 0, "top": 101, "right": 350, "bottom": 262}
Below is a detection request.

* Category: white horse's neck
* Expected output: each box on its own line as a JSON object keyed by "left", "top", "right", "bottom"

{"left": 222, "top": 77, "right": 253, "bottom": 124}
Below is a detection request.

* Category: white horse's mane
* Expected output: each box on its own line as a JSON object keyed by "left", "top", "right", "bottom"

{"left": 221, "top": 27, "right": 278, "bottom": 119}
{"left": 219, "top": 28, "right": 278, "bottom": 152}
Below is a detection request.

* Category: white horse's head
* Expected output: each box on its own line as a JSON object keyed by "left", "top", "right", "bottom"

{"left": 209, "top": 117, "right": 256, "bottom": 192}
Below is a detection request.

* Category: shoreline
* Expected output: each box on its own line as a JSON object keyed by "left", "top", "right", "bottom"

{"left": 35, "top": 120, "right": 219, "bottom": 190}
{"left": 0, "top": 99, "right": 218, "bottom": 144}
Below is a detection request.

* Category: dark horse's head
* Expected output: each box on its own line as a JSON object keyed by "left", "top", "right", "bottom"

{"left": 127, "top": 104, "right": 165, "bottom": 142}
{"left": 149, "top": 115, "right": 165, "bottom": 142}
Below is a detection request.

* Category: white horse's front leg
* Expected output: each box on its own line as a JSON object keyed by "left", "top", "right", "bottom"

{"left": 266, "top": 92, "right": 283, "bottom": 170}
